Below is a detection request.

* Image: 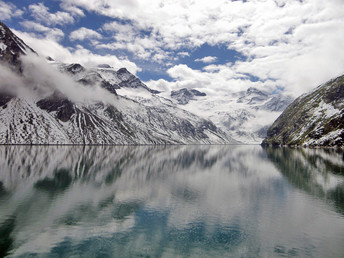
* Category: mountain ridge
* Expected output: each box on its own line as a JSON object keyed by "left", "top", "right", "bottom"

{"left": 0, "top": 22, "right": 236, "bottom": 145}
{"left": 262, "top": 74, "right": 344, "bottom": 147}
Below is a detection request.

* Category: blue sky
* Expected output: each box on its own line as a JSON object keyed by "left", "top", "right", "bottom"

{"left": 1, "top": 0, "right": 344, "bottom": 96}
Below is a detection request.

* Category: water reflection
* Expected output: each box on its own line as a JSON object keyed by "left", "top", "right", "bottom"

{"left": 0, "top": 145, "right": 343, "bottom": 257}
{"left": 265, "top": 147, "right": 344, "bottom": 214}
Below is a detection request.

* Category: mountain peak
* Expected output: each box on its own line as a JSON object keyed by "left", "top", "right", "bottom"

{"left": 65, "top": 63, "right": 85, "bottom": 74}
{"left": 0, "top": 21, "right": 36, "bottom": 72}
{"left": 115, "top": 67, "right": 159, "bottom": 94}
{"left": 117, "top": 67, "right": 129, "bottom": 74}
{"left": 246, "top": 87, "right": 268, "bottom": 96}
{"left": 171, "top": 88, "right": 206, "bottom": 105}
{"left": 0, "top": 21, "right": 234, "bottom": 145}
{"left": 97, "top": 64, "right": 112, "bottom": 68}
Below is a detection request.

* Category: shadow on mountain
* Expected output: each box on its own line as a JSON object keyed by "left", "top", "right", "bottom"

{"left": 264, "top": 147, "right": 344, "bottom": 214}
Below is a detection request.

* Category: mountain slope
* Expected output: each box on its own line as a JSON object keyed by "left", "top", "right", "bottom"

{"left": 0, "top": 21, "right": 35, "bottom": 72}
{"left": 262, "top": 74, "right": 344, "bottom": 147}
{"left": 0, "top": 22, "right": 235, "bottom": 145}
{"left": 170, "top": 88, "right": 206, "bottom": 105}
{"left": 157, "top": 87, "right": 293, "bottom": 143}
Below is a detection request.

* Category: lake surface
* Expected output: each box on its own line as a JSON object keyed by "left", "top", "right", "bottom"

{"left": 0, "top": 145, "right": 344, "bottom": 257}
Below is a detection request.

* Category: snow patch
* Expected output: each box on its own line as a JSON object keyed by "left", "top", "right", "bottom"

{"left": 0, "top": 42, "right": 7, "bottom": 51}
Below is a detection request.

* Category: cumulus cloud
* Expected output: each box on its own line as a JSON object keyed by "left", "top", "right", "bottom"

{"left": 60, "top": 2, "right": 85, "bottom": 17}
{"left": 29, "top": 3, "right": 77, "bottom": 26}
{"left": 99, "top": 20, "right": 168, "bottom": 62}
{"left": 0, "top": 0, "right": 23, "bottom": 20}
{"left": 69, "top": 27, "right": 102, "bottom": 41}
{"left": 13, "top": 30, "right": 141, "bottom": 75}
{"left": 147, "top": 63, "right": 280, "bottom": 95}
{"left": 61, "top": 0, "right": 344, "bottom": 97}
{"left": 177, "top": 52, "right": 190, "bottom": 57}
{"left": 195, "top": 56, "right": 217, "bottom": 64}
{"left": 19, "top": 21, "right": 64, "bottom": 42}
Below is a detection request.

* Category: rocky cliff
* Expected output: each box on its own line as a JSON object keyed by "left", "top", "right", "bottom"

{"left": 262, "top": 75, "right": 344, "bottom": 147}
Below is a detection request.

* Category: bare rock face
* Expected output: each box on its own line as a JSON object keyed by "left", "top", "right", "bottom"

{"left": 0, "top": 21, "right": 36, "bottom": 73}
{"left": 262, "top": 74, "right": 344, "bottom": 147}
{"left": 36, "top": 95, "right": 75, "bottom": 122}
{"left": 171, "top": 88, "right": 206, "bottom": 105}
{"left": 0, "top": 94, "right": 13, "bottom": 108}
{"left": 116, "top": 68, "right": 160, "bottom": 94}
{"left": 65, "top": 63, "right": 85, "bottom": 75}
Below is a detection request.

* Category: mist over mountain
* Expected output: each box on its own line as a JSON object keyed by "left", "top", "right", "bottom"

{"left": 0, "top": 22, "right": 235, "bottom": 145}
{"left": 155, "top": 85, "right": 293, "bottom": 143}
{"left": 1, "top": 20, "right": 343, "bottom": 146}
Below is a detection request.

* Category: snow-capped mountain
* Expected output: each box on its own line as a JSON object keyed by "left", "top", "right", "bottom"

{"left": 262, "top": 74, "right": 344, "bottom": 147}
{"left": 170, "top": 88, "right": 206, "bottom": 105}
{"left": 55, "top": 61, "right": 159, "bottom": 95}
{"left": 0, "top": 21, "right": 36, "bottom": 72}
{"left": 0, "top": 22, "right": 235, "bottom": 145}
{"left": 156, "top": 86, "right": 293, "bottom": 143}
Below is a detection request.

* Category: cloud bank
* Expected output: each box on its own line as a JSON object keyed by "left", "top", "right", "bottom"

{"left": 56, "top": 0, "right": 344, "bottom": 96}
{"left": 4, "top": 0, "right": 344, "bottom": 98}
{"left": 14, "top": 30, "right": 141, "bottom": 75}
{"left": 0, "top": 53, "right": 117, "bottom": 105}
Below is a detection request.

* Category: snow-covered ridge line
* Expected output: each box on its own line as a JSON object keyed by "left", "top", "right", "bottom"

{"left": 0, "top": 22, "right": 236, "bottom": 145}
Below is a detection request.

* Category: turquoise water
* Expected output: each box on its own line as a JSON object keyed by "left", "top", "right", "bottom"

{"left": 0, "top": 145, "right": 344, "bottom": 257}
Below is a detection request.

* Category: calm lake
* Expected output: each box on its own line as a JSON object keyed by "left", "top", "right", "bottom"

{"left": 0, "top": 145, "right": 344, "bottom": 257}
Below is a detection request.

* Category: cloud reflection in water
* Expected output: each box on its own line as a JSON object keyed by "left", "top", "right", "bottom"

{"left": 0, "top": 145, "right": 343, "bottom": 257}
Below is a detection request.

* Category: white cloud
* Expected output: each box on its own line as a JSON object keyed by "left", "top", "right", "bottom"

{"left": 146, "top": 62, "right": 282, "bottom": 97}
{"left": 20, "top": 21, "right": 65, "bottom": 42}
{"left": 0, "top": 0, "right": 23, "bottom": 20}
{"left": 195, "top": 56, "right": 217, "bottom": 63}
{"left": 47, "top": 0, "right": 344, "bottom": 96}
{"left": 99, "top": 21, "right": 167, "bottom": 61}
{"left": 69, "top": 27, "right": 102, "bottom": 41}
{"left": 13, "top": 30, "right": 141, "bottom": 75}
{"left": 177, "top": 52, "right": 190, "bottom": 57}
{"left": 29, "top": 3, "right": 77, "bottom": 26}
{"left": 19, "top": 53, "right": 118, "bottom": 104}
{"left": 60, "top": 2, "right": 85, "bottom": 17}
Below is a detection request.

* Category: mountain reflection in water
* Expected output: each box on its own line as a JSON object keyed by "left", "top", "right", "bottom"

{"left": 265, "top": 147, "right": 344, "bottom": 214}
{"left": 0, "top": 145, "right": 343, "bottom": 257}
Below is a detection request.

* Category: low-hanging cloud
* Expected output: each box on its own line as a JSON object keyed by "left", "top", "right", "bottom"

{"left": 0, "top": 53, "right": 118, "bottom": 106}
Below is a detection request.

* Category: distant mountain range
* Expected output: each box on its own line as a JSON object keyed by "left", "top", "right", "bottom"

{"left": 158, "top": 85, "right": 293, "bottom": 143}
{"left": 1, "top": 21, "right": 342, "bottom": 146}
{"left": 0, "top": 21, "right": 235, "bottom": 145}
